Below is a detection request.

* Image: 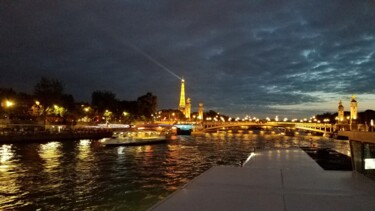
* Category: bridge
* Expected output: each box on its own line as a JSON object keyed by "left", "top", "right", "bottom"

{"left": 154, "top": 120, "right": 335, "bottom": 134}
{"left": 200, "top": 121, "right": 334, "bottom": 134}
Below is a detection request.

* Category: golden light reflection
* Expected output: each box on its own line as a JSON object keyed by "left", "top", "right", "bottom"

{"left": 135, "top": 146, "right": 143, "bottom": 153}
{"left": 0, "top": 145, "right": 14, "bottom": 172}
{"left": 0, "top": 144, "right": 13, "bottom": 163}
{"left": 144, "top": 145, "right": 153, "bottom": 153}
{"left": 39, "top": 142, "right": 61, "bottom": 170}
{"left": 78, "top": 139, "right": 91, "bottom": 160}
{"left": 167, "top": 145, "right": 180, "bottom": 159}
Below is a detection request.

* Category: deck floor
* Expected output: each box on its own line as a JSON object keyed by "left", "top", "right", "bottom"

{"left": 151, "top": 148, "right": 375, "bottom": 211}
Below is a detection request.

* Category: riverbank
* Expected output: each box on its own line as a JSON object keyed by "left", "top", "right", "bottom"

{"left": 0, "top": 130, "right": 112, "bottom": 143}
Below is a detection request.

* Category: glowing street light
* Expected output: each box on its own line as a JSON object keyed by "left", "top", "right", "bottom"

{"left": 2, "top": 100, "right": 14, "bottom": 122}
{"left": 84, "top": 107, "right": 91, "bottom": 112}
{"left": 5, "top": 100, "right": 14, "bottom": 108}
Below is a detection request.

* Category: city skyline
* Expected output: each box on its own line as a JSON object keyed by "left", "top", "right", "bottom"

{"left": 1, "top": 1, "right": 375, "bottom": 118}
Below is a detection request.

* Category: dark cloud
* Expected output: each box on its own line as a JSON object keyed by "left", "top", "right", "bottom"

{"left": 1, "top": 0, "right": 375, "bottom": 118}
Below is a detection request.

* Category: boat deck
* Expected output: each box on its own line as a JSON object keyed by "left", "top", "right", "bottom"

{"left": 151, "top": 148, "right": 375, "bottom": 210}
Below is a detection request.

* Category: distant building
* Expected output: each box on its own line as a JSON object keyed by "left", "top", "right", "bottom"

{"left": 338, "top": 100, "right": 344, "bottom": 123}
{"left": 198, "top": 103, "right": 204, "bottom": 121}
{"left": 185, "top": 98, "right": 191, "bottom": 119}
{"left": 350, "top": 95, "right": 358, "bottom": 124}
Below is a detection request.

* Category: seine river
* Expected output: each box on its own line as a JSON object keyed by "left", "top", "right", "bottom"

{"left": 0, "top": 133, "right": 349, "bottom": 210}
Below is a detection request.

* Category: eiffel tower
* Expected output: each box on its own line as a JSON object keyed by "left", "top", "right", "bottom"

{"left": 179, "top": 78, "right": 186, "bottom": 115}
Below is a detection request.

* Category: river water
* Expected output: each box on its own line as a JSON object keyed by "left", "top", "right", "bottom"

{"left": 0, "top": 133, "right": 349, "bottom": 210}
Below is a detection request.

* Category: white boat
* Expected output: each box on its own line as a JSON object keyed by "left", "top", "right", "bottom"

{"left": 102, "top": 130, "right": 167, "bottom": 146}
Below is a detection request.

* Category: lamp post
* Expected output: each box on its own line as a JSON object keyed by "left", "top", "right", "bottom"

{"left": 2, "top": 100, "right": 14, "bottom": 123}
{"left": 371, "top": 119, "right": 374, "bottom": 132}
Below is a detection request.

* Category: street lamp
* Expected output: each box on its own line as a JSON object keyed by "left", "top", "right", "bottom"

{"left": 371, "top": 119, "right": 374, "bottom": 132}
{"left": 2, "top": 100, "right": 14, "bottom": 123}
{"left": 5, "top": 100, "right": 14, "bottom": 108}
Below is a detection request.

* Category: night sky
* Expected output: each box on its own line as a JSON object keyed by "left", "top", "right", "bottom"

{"left": 1, "top": 0, "right": 375, "bottom": 118}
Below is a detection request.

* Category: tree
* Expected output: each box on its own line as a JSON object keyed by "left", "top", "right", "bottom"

{"left": 34, "top": 77, "right": 65, "bottom": 108}
{"left": 91, "top": 90, "right": 118, "bottom": 113}
{"left": 137, "top": 92, "right": 157, "bottom": 119}
{"left": 33, "top": 77, "right": 75, "bottom": 124}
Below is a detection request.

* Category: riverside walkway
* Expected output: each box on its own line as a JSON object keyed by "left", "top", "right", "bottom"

{"left": 151, "top": 148, "right": 375, "bottom": 210}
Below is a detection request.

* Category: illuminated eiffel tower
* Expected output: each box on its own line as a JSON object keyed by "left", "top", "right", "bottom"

{"left": 179, "top": 78, "right": 186, "bottom": 115}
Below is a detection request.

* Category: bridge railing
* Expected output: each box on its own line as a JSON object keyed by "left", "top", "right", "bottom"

{"left": 201, "top": 121, "right": 334, "bottom": 133}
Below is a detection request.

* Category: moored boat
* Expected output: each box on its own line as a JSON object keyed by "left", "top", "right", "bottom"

{"left": 102, "top": 130, "right": 167, "bottom": 146}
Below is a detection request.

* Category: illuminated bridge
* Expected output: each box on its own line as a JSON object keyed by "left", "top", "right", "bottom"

{"left": 200, "top": 121, "right": 334, "bottom": 134}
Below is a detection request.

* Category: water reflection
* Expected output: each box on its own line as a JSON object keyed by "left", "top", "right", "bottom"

{"left": 0, "top": 134, "right": 350, "bottom": 210}
{"left": 0, "top": 144, "right": 23, "bottom": 209}
{"left": 78, "top": 139, "right": 91, "bottom": 160}
{"left": 39, "top": 142, "right": 61, "bottom": 171}
{"left": 0, "top": 144, "right": 14, "bottom": 166}
{"left": 117, "top": 146, "right": 125, "bottom": 155}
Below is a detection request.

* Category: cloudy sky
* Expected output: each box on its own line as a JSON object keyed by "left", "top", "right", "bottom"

{"left": 1, "top": 0, "right": 375, "bottom": 118}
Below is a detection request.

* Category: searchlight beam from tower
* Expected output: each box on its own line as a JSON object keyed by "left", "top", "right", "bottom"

{"left": 125, "top": 43, "right": 182, "bottom": 80}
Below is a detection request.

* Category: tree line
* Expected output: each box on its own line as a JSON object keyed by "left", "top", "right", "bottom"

{"left": 0, "top": 77, "right": 157, "bottom": 124}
